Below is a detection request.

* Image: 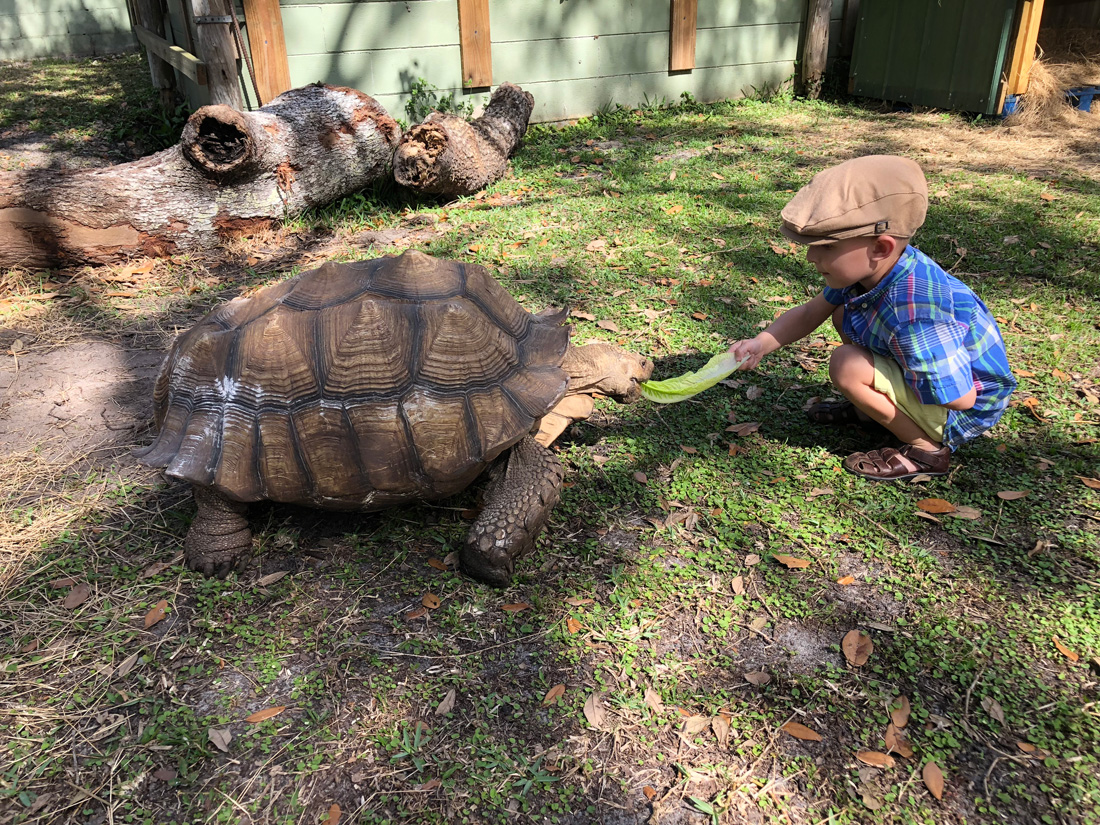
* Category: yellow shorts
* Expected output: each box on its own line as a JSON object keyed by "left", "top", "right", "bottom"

{"left": 872, "top": 355, "right": 949, "bottom": 445}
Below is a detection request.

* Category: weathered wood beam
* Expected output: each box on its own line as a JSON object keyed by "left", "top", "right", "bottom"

{"left": 1007, "top": 0, "right": 1046, "bottom": 96}
{"left": 669, "top": 0, "right": 698, "bottom": 72}
{"left": 242, "top": 0, "right": 292, "bottom": 104}
{"left": 457, "top": 0, "right": 492, "bottom": 88}
{"left": 192, "top": 0, "right": 242, "bottom": 108}
{"left": 132, "top": 0, "right": 178, "bottom": 109}
{"left": 134, "top": 24, "right": 207, "bottom": 85}
{"left": 800, "top": 0, "right": 831, "bottom": 99}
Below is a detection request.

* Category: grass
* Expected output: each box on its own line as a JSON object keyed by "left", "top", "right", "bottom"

{"left": 0, "top": 53, "right": 1098, "bottom": 825}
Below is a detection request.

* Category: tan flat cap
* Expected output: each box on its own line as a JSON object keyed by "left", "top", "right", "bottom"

{"left": 780, "top": 155, "right": 928, "bottom": 245}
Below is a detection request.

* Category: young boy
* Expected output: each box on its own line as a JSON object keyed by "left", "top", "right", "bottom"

{"left": 728, "top": 155, "right": 1015, "bottom": 481}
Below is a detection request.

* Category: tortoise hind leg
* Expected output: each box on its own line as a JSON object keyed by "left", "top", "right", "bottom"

{"left": 185, "top": 485, "right": 253, "bottom": 578}
{"left": 462, "top": 436, "right": 565, "bottom": 587}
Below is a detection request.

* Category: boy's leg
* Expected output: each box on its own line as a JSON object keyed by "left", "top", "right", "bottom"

{"left": 807, "top": 308, "right": 874, "bottom": 426}
{"left": 828, "top": 344, "right": 951, "bottom": 479}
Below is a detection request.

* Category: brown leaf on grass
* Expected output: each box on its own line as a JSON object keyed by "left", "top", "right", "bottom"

{"left": 665, "top": 204, "right": 683, "bottom": 215}
{"left": 916, "top": 498, "right": 956, "bottom": 514}
{"left": 642, "top": 786, "right": 657, "bottom": 800}
{"left": 1017, "top": 741, "right": 1037, "bottom": 753}
{"left": 421, "top": 778, "right": 441, "bottom": 790}
{"left": 406, "top": 608, "right": 428, "bottom": 619}
{"left": 726, "top": 422, "right": 761, "bottom": 436}
{"left": 731, "top": 575, "right": 745, "bottom": 595}
{"left": 566, "top": 617, "right": 584, "bottom": 634}
{"left": 749, "top": 617, "right": 768, "bottom": 632}
{"left": 1076, "top": 476, "right": 1100, "bottom": 490}
{"left": 208, "top": 727, "right": 232, "bottom": 752}
{"left": 246, "top": 706, "right": 286, "bottom": 723}
{"left": 565, "top": 597, "right": 594, "bottom": 606}
{"left": 842, "top": 630, "right": 874, "bottom": 666}
{"left": 571, "top": 310, "right": 596, "bottom": 321}
{"left": 890, "top": 695, "right": 911, "bottom": 728}
{"left": 63, "top": 583, "right": 91, "bottom": 609}
{"left": 427, "top": 558, "right": 447, "bottom": 571}
{"left": 435, "top": 689, "right": 456, "bottom": 715}
{"left": 543, "top": 684, "right": 566, "bottom": 705}
{"left": 836, "top": 576, "right": 857, "bottom": 586}
{"left": 50, "top": 577, "right": 77, "bottom": 589}
{"left": 153, "top": 767, "right": 177, "bottom": 781}
{"left": 807, "top": 487, "right": 834, "bottom": 499}
{"left": 773, "top": 554, "right": 811, "bottom": 569}
{"left": 712, "top": 714, "right": 730, "bottom": 746}
{"left": 116, "top": 651, "right": 139, "bottom": 678}
{"left": 141, "top": 561, "right": 172, "bottom": 579}
{"left": 644, "top": 687, "right": 665, "bottom": 714}
{"left": 1053, "top": 636, "right": 1080, "bottom": 662}
{"left": 745, "top": 385, "right": 764, "bottom": 401}
{"left": 597, "top": 319, "right": 620, "bottom": 333}
{"left": 885, "top": 723, "right": 914, "bottom": 757}
{"left": 923, "top": 761, "right": 945, "bottom": 800}
{"left": 1051, "top": 368, "right": 1071, "bottom": 381}
{"left": 745, "top": 554, "right": 761, "bottom": 566}
{"left": 633, "top": 471, "right": 648, "bottom": 484}
{"left": 682, "top": 715, "right": 710, "bottom": 735}
{"left": 781, "top": 721, "right": 822, "bottom": 742}
{"left": 914, "top": 511, "right": 942, "bottom": 524}
{"left": 501, "top": 603, "right": 530, "bottom": 612}
{"left": 981, "top": 696, "right": 1005, "bottom": 725}
{"left": 691, "top": 311, "right": 708, "bottom": 321}
{"left": 583, "top": 693, "right": 607, "bottom": 729}
{"left": 945, "top": 505, "right": 982, "bottom": 520}
{"left": 422, "top": 593, "right": 441, "bottom": 609}
{"left": 744, "top": 671, "right": 771, "bottom": 686}
{"left": 857, "top": 751, "right": 896, "bottom": 768}
{"left": 586, "top": 238, "right": 607, "bottom": 252}
{"left": 144, "top": 600, "right": 168, "bottom": 629}
{"left": 996, "top": 490, "right": 1030, "bottom": 500}
{"left": 257, "top": 571, "right": 288, "bottom": 587}
{"left": 322, "top": 803, "right": 341, "bottom": 825}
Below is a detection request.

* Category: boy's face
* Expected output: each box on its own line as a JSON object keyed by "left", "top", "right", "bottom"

{"left": 805, "top": 236, "right": 881, "bottom": 290}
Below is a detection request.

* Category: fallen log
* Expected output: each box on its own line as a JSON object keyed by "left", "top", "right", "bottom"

{"left": 393, "top": 82, "right": 534, "bottom": 198}
{"left": 0, "top": 84, "right": 400, "bottom": 270}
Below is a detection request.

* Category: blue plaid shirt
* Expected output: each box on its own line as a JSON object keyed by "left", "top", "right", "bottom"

{"left": 822, "top": 245, "right": 1016, "bottom": 450}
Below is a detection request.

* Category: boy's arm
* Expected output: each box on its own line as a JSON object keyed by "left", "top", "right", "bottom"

{"left": 729, "top": 292, "right": 837, "bottom": 369}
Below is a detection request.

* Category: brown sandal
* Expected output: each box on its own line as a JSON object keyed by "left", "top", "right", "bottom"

{"left": 843, "top": 444, "right": 951, "bottom": 482}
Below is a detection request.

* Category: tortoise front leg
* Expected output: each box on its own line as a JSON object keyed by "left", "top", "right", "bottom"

{"left": 462, "top": 436, "right": 565, "bottom": 587}
{"left": 185, "top": 485, "right": 253, "bottom": 578}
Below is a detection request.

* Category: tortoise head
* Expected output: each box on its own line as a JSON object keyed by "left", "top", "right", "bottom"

{"left": 561, "top": 343, "right": 654, "bottom": 403}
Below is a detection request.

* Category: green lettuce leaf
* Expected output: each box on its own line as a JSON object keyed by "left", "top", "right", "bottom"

{"left": 640, "top": 352, "right": 748, "bottom": 404}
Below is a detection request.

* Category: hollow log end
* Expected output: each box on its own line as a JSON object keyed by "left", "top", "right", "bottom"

{"left": 181, "top": 104, "right": 257, "bottom": 180}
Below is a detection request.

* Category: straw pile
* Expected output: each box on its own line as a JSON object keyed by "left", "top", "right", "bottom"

{"left": 1005, "top": 27, "right": 1100, "bottom": 126}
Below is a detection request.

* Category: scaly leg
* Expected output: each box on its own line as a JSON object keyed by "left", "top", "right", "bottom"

{"left": 462, "top": 436, "right": 564, "bottom": 587}
{"left": 185, "top": 485, "right": 252, "bottom": 578}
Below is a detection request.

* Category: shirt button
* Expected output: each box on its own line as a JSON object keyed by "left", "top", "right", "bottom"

{"left": 861, "top": 303, "right": 868, "bottom": 308}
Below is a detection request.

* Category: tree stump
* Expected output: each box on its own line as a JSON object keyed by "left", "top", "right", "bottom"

{"left": 0, "top": 84, "right": 400, "bottom": 270}
{"left": 393, "top": 82, "right": 534, "bottom": 198}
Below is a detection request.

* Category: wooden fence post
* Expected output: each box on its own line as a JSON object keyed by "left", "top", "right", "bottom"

{"left": 242, "top": 0, "right": 292, "bottom": 103}
{"left": 1006, "top": 0, "right": 1046, "bottom": 95}
{"left": 457, "top": 0, "right": 492, "bottom": 88}
{"left": 132, "top": 0, "right": 177, "bottom": 110}
{"left": 669, "top": 0, "right": 697, "bottom": 72}
{"left": 800, "top": 0, "right": 831, "bottom": 99}
{"left": 192, "top": 0, "right": 243, "bottom": 108}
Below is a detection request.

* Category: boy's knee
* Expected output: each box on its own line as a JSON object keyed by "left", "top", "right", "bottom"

{"left": 829, "top": 344, "right": 873, "bottom": 389}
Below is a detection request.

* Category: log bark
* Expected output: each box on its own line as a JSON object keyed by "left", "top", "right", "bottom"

{"left": 799, "top": 0, "right": 832, "bottom": 100}
{"left": 0, "top": 84, "right": 400, "bottom": 270}
{"left": 393, "top": 82, "right": 534, "bottom": 198}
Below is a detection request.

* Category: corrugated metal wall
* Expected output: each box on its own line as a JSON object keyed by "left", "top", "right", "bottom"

{"left": 849, "top": 0, "right": 1018, "bottom": 115}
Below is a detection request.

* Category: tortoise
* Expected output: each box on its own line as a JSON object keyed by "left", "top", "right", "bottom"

{"left": 136, "top": 250, "right": 652, "bottom": 586}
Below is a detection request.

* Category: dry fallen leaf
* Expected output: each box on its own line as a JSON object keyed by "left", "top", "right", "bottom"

{"left": 1076, "top": 476, "right": 1100, "bottom": 490}
{"left": 427, "top": 558, "right": 447, "bottom": 571}
{"left": 322, "top": 803, "right": 341, "bottom": 825}
{"left": 731, "top": 575, "right": 745, "bottom": 595}
{"left": 543, "top": 684, "right": 566, "bottom": 705}
{"left": 836, "top": 575, "right": 857, "bottom": 586}
{"left": 1017, "top": 741, "right": 1037, "bottom": 753}
{"left": 981, "top": 696, "right": 1005, "bottom": 726}
{"left": 711, "top": 714, "right": 730, "bottom": 746}
{"left": 726, "top": 421, "right": 761, "bottom": 436}
{"left": 665, "top": 204, "right": 683, "bottom": 215}
{"left": 857, "top": 750, "right": 896, "bottom": 769}
{"left": 422, "top": 593, "right": 441, "bottom": 609}
{"left": 208, "top": 727, "right": 232, "bottom": 752}
{"left": 585, "top": 238, "right": 607, "bottom": 252}
{"left": 642, "top": 786, "right": 657, "bottom": 800}
{"left": 566, "top": 617, "right": 584, "bottom": 634}
{"left": 885, "top": 723, "right": 914, "bottom": 758}
{"left": 597, "top": 319, "right": 621, "bottom": 333}
{"left": 116, "top": 651, "right": 140, "bottom": 678}
{"left": 501, "top": 603, "right": 530, "bottom": 612}
{"left": 890, "top": 695, "right": 911, "bottom": 728}
{"left": 144, "top": 599, "right": 168, "bottom": 629}
{"left": 996, "top": 490, "right": 1029, "bottom": 500}
{"left": 406, "top": 607, "right": 428, "bottom": 619}
{"left": 435, "top": 689, "right": 456, "bottom": 715}
{"left": 916, "top": 498, "right": 956, "bottom": 514}
{"left": 571, "top": 310, "right": 596, "bottom": 321}
{"left": 1053, "top": 636, "right": 1079, "bottom": 662}
{"left": 773, "top": 554, "right": 811, "bottom": 569}
{"left": 923, "top": 760, "right": 945, "bottom": 800}
{"left": 842, "top": 630, "right": 874, "bottom": 666}
{"left": 681, "top": 715, "right": 710, "bottom": 736}
{"left": 565, "top": 597, "right": 594, "bottom": 606}
{"left": 633, "top": 471, "right": 648, "bottom": 484}
{"left": 745, "top": 554, "right": 761, "bottom": 566}
{"left": 583, "top": 693, "right": 607, "bottom": 729}
{"left": 63, "top": 583, "right": 91, "bottom": 610}
{"left": 644, "top": 687, "right": 665, "bottom": 714}
{"left": 245, "top": 706, "right": 286, "bottom": 723}
{"left": 781, "top": 721, "right": 822, "bottom": 742}
{"left": 945, "top": 505, "right": 982, "bottom": 520}
{"left": 749, "top": 617, "right": 768, "bottom": 632}
{"left": 744, "top": 671, "right": 771, "bottom": 686}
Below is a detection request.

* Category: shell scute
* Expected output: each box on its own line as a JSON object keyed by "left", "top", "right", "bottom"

{"left": 417, "top": 297, "right": 520, "bottom": 389}
{"left": 321, "top": 297, "right": 414, "bottom": 397}
{"left": 235, "top": 306, "right": 319, "bottom": 404}
{"left": 280, "top": 260, "right": 374, "bottom": 311}
{"left": 401, "top": 388, "right": 484, "bottom": 491}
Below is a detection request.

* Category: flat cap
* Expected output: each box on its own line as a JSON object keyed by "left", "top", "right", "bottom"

{"left": 780, "top": 155, "right": 928, "bottom": 245}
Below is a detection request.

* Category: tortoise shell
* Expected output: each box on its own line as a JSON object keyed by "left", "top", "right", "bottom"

{"left": 137, "top": 250, "right": 570, "bottom": 510}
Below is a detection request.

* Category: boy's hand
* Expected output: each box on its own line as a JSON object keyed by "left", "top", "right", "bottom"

{"left": 727, "top": 338, "right": 765, "bottom": 370}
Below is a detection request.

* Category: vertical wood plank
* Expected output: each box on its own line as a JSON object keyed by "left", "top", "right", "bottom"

{"left": 800, "top": 0, "right": 832, "bottom": 99}
{"left": 1006, "top": 0, "right": 1045, "bottom": 95}
{"left": 242, "top": 0, "right": 292, "bottom": 103}
{"left": 457, "top": 0, "right": 492, "bottom": 88}
{"left": 192, "top": 0, "right": 243, "bottom": 108}
{"left": 669, "top": 0, "right": 697, "bottom": 72}
{"left": 132, "top": 0, "right": 177, "bottom": 110}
